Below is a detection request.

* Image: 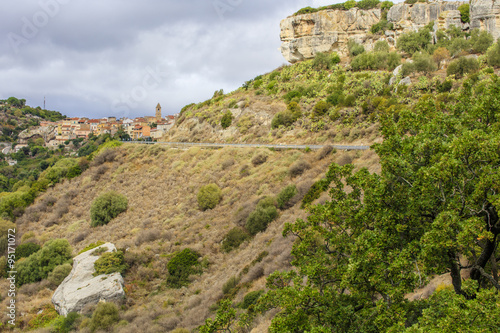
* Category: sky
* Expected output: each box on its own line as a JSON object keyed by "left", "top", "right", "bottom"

{"left": 0, "top": 0, "right": 340, "bottom": 119}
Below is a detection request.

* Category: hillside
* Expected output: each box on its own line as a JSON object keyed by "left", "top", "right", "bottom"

{"left": 0, "top": 143, "right": 378, "bottom": 332}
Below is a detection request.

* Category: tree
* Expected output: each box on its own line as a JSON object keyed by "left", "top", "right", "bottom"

{"left": 397, "top": 27, "right": 432, "bottom": 54}
{"left": 458, "top": 4, "right": 470, "bottom": 23}
{"left": 220, "top": 111, "right": 233, "bottom": 129}
{"left": 432, "top": 47, "right": 450, "bottom": 68}
{"left": 260, "top": 76, "right": 500, "bottom": 331}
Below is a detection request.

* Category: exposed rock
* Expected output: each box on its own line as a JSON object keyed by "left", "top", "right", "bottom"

{"left": 280, "top": 8, "right": 381, "bottom": 62}
{"left": 470, "top": 0, "right": 500, "bottom": 40}
{"left": 399, "top": 76, "right": 412, "bottom": 86}
{"left": 52, "top": 243, "right": 125, "bottom": 316}
{"left": 389, "top": 64, "right": 403, "bottom": 85}
{"left": 387, "top": 2, "right": 467, "bottom": 33}
{"left": 18, "top": 125, "right": 56, "bottom": 145}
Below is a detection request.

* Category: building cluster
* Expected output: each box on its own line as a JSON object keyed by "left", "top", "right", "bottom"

{"left": 39, "top": 104, "right": 177, "bottom": 146}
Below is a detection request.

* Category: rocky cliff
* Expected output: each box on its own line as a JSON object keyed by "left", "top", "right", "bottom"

{"left": 280, "top": 1, "right": 497, "bottom": 63}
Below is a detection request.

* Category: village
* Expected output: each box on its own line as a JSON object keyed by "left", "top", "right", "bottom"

{"left": 17, "top": 103, "right": 178, "bottom": 149}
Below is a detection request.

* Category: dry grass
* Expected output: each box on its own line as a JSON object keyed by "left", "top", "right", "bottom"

{"left": 9, "top": 144, "right": 380, "bottom": 332}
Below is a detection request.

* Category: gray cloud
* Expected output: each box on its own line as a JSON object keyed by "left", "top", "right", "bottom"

{"left": 0, "top": 0, "right": 333, "bottom": 118}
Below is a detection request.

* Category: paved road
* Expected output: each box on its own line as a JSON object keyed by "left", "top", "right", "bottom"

{"left": 122, "top": 141, "right": 370, "bottom": 151}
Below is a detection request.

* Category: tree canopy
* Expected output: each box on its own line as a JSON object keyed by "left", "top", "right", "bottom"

{"left": 260, "top": 73, "right": 500, "bottom": 332}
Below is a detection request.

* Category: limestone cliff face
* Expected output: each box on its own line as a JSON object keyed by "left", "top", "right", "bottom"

{"left": 387, "top": 1, "right": 467, "bottom": 32}
{"left": 280, "top": 8, "right": 381, "bottom": 63}
{"left": 470, "top": 0, "right": 500, "bottom": 39}
{"left": 280, "top": 1, "right": 470, "bottom": 63}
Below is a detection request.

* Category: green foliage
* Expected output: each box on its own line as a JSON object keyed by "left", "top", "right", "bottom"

{"left": 26, "top": 304, "right": 59, "bottom": 330}
{"left": 260, "top": 75, "right": 500, "bottom": 332}
{"left": 222, "top": 275, "right": 240, "bottom": 295}
{"left": 312, "top": 52, "right": 340, "bottom": 70}
{"left": 241, "top": 290, "right": 264, "bottom": 309}
{"left": 245, "top": 197, "right": 278, "bottom": 235}
{"left": 166, "top": 248, "right": 201, "bottom": 288}
{"left": 356, "top": 0, "right": 380, "bottom": 9}
{"left": 446, "top": 57, "right": 479, "bottom": 78}
{"left": 458, "top": 4, "right": 470, "bottom": 23}
{"left": 221, "top": 227, "right": 251, "bottom": 252}
{"left": 0, "top": 219, "right": 15, "bottom": 253}
{"left": 88, "top": 302, "right": 120, "bottom": 332}
{"left": 371, "top": 19, "right": 393, "bottom": 34}
{"left": 271, "top": 111, "right": 294, "bottom": 129}
{"left": 276, "top": 185, "right": 298, "bottom": 210}
{"left": 374, "top": 40, "right": 390, "bottom": 53}
{"left": 470, "top": 29, "right": 493, "bottom": 53}
{"left": 90, "top": 191, "right": 128, "bottom": 227}
{"left": 198, "top": 299, "right": 237, "bottom": 333}
{"left": 17, "top": 239, "right": 72, "bottom": 286}
{"left": 412, "top": 52, "right": 437, "bottom": 74}
{"left": 348, "top": 39, "right": 365, "bottom": 57}
{"left": 197, "top": 183, "right": 222, "bottom": 211}
{"left": 436, "top": 79, "right": 453, "bottom": 93}
{"left": 220, "top": 111, "right": 233, "bottom": 129}
{"left": 351, "top": 51, "right": 401, "bottom": 71}
{"left": 313, "top": 100, "right": 330, "bottom": 117}
{"left": 51, "top": 312, "right": 80, "bottom": 333}
{"left": 397, "top": 26, "right": 432, "bottom": 54}
{"left": 16, "top": 242, "right": 41, "bottom": 259}
{"left": 487, "top": 40, "right": 500, "bottom": 67}
{"left": 93, "top": 251, "right": 127, "bottom": 276}
{"left": 301, "top": 178, "right": 332, "bottom": 208}
{"left": 78, "top": 241, "right": 105, "bottom": 254}
{"left": 48, "top": 263, "right": 72, "bottom": 286}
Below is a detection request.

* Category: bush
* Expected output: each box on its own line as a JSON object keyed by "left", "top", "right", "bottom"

{"left": 48, "top": 263, "right": 72, "bottom": 286}
{"left": 374, "top": 40, "right": 390, "bottom": 53}
{"left": 283, "top": 89, "right": 303, "bottom": 102}
{"left": 17, "top": 239, "right": 72, "bottom": 286}
{"left": 447, "top": 57, "right": 479, "bottom": 78}
{"left": 241, "top": 290, "right": 264, "bottom": 309}
{"left": 343, "top": 94, "right": 356, "bottom": 107}
{"left": 412, "top": 52, "right": 437, "bottom": 74}
{"left": 289, "top": 160, "right": 311, "bottom": 177}
{"left": 220, "top": 111, "right": 233, "bottom": 129}
{"left": 197, "top": 183, "right": 222, "bottom": 211}
{"left": 348, "top": 39, "right": 365, "bottom": 57}
{"left": 221, "top": 227, "right": 251, "bottom": 252}
{"left": 317, "top": 145, "right": 334, "bottom": 160}
{"left": 271, "top": 110, "right": 295, "bottom": 129}
{"left": 313, "top": 100, "right": 330, "bottom": 117}
{"left": 301, "top": 178, "right": 331, "bottom": 208}
{"left": 470, "top": 29, "right": 493, "bottom": 54}
{"left": 16, "top": 242, "right": 41, "bottom": 259}
{"left": 222, "top": 276, "right": 240, "bottom": 295}
{"left": 397, "top": 27, "right": 432, "bottom": 54}
{"left": 312, "top": 52, "right": 340, "bottom": 70}
{"left": 287, "top": 101, "right": 302, "bottom": 119}
{"left": 356, "top": 0, "right": 380, "bottom": 10}
{"left": 166, "top": 248, "right": 201, "bottom": 288}
{"left": 327, "top": 91, "right": 344, "bottom": 106}
{"left": 371, "top": 20, "right": 393, "bottom": 34}
{"left": 458, "top": 3, "right": 469, "bottom": 23}
{"left": 487, "top": 40, "right": 500, "bottom": 67}
{"left": 88, "top": 302, "right": 120, "bottom": 332}
{"left": 93, "top": 251, "right": 127, "bottom": 276}
{"left": 90, "top": 192, "right": 128, "bottom": 227}
{"left": 437, "top": 79, "right": 453, "bottom": 93}
{"left": 79, "top": 241, "right": 105, "bottom": 254}
{"left": 432, "top": 47, "right": 450, "bottom": 67}
{"left": 277, "top": 185, "right": 298, "bottom": 210}
{"left": 251, "top": 153, "right": 268, "bottom": 166}
{"left": 52, "top": 312, "right": 80, "bottom": 333}
{"left": 246, "top": 197, "right": 278, "bottom": 235}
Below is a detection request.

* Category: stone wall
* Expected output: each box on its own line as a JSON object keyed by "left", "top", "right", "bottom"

{"left": 470, "top": 0, "right": 500, "bottom": 40}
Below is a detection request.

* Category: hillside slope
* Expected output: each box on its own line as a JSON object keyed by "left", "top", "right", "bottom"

{"left": 0, "top": 143, "right": 378, "bottom": 331}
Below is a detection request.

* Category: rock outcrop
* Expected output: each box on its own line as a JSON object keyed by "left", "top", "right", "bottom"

{"left": 280, "top": 8, "right": 382, "bottom": 62}
{"left": 470, "top": 0, "right": 500, "bottom": 39}
{"left": 52, "top": 243, "right": 125, "bottom": 316}
{"left": 387, "top": 1, "right": 468, "bottom": 32}
{"left": 18, "top": 125, "right": 56, "bottom": 144}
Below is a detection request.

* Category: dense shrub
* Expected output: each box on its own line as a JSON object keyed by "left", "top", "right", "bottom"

{"left": 17, "top": 239, "right": 72, "bottom": 286}
{"left": 271, "top": 111, "right": 295, "bottom": 128}
{"left": 251, "top": 153, "right": 268, "bottom": 166}
{"left": 220, "top": 111, "right": 233, "bottom": 129}
{"left": 197, "top": 183, "right": 222, "bottom": 211}
{"left": 348, "top": 39, "right": 365, "bottom": 57}
{"left": 246, "top": 197, "right": 278, "bottom": 235}
{"left": 48, "top": 263, "right": 72, "bottom": 286}
{"left": 437, "top": 79, "right": 453, "bottom": 93}
{"left": 458, "top": 3, "right": 469, "bottom": 23}
{"left": 289, "top": 160, "right": 312, "bottom": 177}
{"left": 487, "top": 40, "right": 500, "bottom": 67}
{"left": 374, "top": 40, "right": 390, "bottom": 53}
{"left": 283, "top": 89, "right": 302, "bottom": 102}
{"left": 371, "top": 20, "right": 393, "bottom": 34}
{"left": 317, "top": 145, "right": 335, "bottom": 160}
{"left": 277, "top": 185, "right": 298, "bottom": 210}
{"left": 90, "top": 191, "right": 128, "bottom": 227}
{"left": 52, "top": 312, "right": 80, "bottom": 333}
{"left": 412, "top": 52, "right": 437, "bottom": 74}
{"left": 312, "top": 52, "right": 340, "bottom": 70}
{"left": 301, "top": 178, "right": 331, "bottom": 208}
{"left": 432, "top": 47, "right": 450, "bottom": 67}
{"left": 447, "top": 57, "right": 479, "bottom": 78}
{"left": 327, "top": 91, "right": 345, "bottom": 106}
{"left": 351, "top": 51, "right": 401, "bottom": 71}
{"left": 166, "top": 248, "right": 202, "bottom": 288}
{"left": 313, "top": 100, "right": 331, "bottom": 116}
{"left": 222, "top": 276, "right": 240, "bottom": 295}
{"left": 16, "top": 242, "right": 41, "bottom": 259}
{"left": 356, "top": 0, "right": 380, "bottom": 9}
{"left": 79, "top": 241, "right": 106, "bottom": 254}
{"left": 221, "top": 227, "right": 251, "bottom": 252}
{"left": 470, "top": 29, "right": 493, "bottom": 53}
{"left": 93, "top": 251, "right": 127, "bottom": 276}
{"left": 88, "top": 302, "right": 120, "bottom": 332}
{"left": 241, "top": 290, "right": 264, "bottom": 309}
{"left": 397, "top": 27, "right": 432, "bottom": 54}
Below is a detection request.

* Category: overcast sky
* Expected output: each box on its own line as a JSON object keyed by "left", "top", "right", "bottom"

{"left": 0, "top": 0, "right": 341, "bottom": 119}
